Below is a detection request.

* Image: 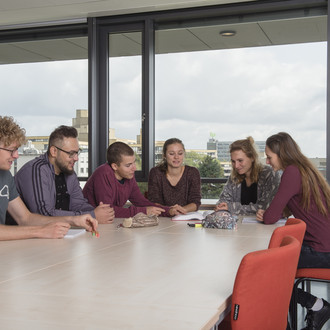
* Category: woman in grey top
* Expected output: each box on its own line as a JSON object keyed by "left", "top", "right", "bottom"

{"left": 215, "top": 136, "right": 280, "bottom": 215}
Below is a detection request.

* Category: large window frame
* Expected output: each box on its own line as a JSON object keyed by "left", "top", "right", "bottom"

{"left": 88, "top": 18, "right": 154, "bottom": 180}
{"left": 0, "top": 0, "right": 328, "bottom": 183}
{"left": 88, "top": 0, "right": 329, "bottom": 183}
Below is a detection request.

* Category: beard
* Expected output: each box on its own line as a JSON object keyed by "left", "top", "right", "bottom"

{"left": 55, "top": 158, "right": 74, "bottom": 175}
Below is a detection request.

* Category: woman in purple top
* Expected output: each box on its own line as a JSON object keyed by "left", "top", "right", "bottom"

{"left": 148, "top": 138, "right": 201, "bottom": 215}
{"left": 257, "top": 132, "right": 330, "bottom": 330}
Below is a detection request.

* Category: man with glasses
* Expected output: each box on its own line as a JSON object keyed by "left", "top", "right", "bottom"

{"left": 14, "top": 125, "right": 114, "bottom": 224}
{"left": 0, "top": 116, "right": 97, "bottom": 240}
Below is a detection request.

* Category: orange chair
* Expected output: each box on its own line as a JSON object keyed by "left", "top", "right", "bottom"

{"left": 267, "top": 218, "right": 307, "bottom": 329}
{"left": 268, "top": 218, "right": 306, "bottom": 249}
{"left": 218, "top": 236, "right": 301, "bottom": 330}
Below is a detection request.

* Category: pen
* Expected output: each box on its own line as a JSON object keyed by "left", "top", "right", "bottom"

{"left": 187, "top": 223, "right": 203, "bottom": 227}
{"left": 92, "top": 231, "right": 100, "bottom": 237}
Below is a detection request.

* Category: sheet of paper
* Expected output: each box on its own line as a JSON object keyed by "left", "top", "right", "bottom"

{"left": 242, "top": 216, "right": 287, "bottom": 224}
{"left": 64, "top": 229, "right": 86, "bottom": 238}
{"left": 171, "top": 210, "right": 214, "bottom": 221}
{"left": 172, "top": 212, "right": 204, "bottom": 221}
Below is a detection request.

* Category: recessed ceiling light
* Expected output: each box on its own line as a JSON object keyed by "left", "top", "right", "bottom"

{"left": 220, "top": 30, "right": 236, "bottom": 37}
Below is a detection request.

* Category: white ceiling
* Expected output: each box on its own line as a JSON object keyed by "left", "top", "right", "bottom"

{"left": 0, "top": 0, "right": 327, "bottom": 65}
{"left": 0, "top": 0, "right": 252, "bottom": 27}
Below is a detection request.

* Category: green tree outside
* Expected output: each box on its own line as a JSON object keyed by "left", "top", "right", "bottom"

{"left": 184, "top": 151, "right": 204, "bottom": 167}
{"left": 137, "top": 181, "right": 148, "bottom": 196}
{"left": 199, "top": 155, "right": 222, "bottom": 178}
{"left": 135, "top": 154, "right": 142, "bottom": 170}
{"left": 198, "top": 155, "right": 224, "bottom": 199}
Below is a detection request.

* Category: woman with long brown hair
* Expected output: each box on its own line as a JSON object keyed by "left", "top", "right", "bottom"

{"left": 257, "top": 132, "right": 330, "bottom": 330}
{"left": 148, "top": 138, "right": 201, "bottom": 215}
{"left": 216, "top": 136, "right": 280, "bottom": 215}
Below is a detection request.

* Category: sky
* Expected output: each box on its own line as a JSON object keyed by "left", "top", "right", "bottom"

{"left": 1, "top": 41, "right": 327, "bottom": 158}
{"left": 154, "top": 42, "right": 327, "bottom": 157}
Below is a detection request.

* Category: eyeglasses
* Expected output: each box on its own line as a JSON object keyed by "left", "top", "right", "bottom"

{"left": 54, "top": 146, "right": 81, "bottom": 158}
{"left": 0, "top": 147, "right": 19, "bottom": 157}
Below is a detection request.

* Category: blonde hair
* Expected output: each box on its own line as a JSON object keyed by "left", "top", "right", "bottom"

{"left": 0, "top": 116, "right": 26, "bottom": 147}
{"left": 230, "top": 136, "right": 263, "bottom": 184}
{"left": 266, "top": 132, "right": 330, "bottom": 216}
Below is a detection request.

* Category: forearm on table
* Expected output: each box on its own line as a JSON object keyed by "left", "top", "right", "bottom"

{"left": 0, "top": 224, "right": 46, "bottom": 240}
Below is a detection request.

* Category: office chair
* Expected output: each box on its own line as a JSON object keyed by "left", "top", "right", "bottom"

{"left": 267, "top": 218, "right": 308, "bottom": 329}
{"left": 268, "top": 218, "right": 306, "bottom": 249}
{"left": 218, "top": 236, "right": 301, "bottom": 330}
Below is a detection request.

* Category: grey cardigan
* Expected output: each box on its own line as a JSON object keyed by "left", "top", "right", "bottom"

{"left": 217, "top": 165, "right": 281, "bottom": 215}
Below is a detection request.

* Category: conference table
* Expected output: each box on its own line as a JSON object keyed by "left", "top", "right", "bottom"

{"left": 0, "top": 217, "right": 283, "bottom": 329}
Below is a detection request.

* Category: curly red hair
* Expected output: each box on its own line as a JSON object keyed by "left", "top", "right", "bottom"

{"left": 0, "top": 116, "right": 26, "bottom": 147}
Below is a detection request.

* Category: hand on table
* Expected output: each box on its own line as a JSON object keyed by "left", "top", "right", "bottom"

{"left": 39, "top": 222, "right": 70, "bottom": 239}
{"left": 169, "top": 204, "right": 187, "bottom": 216}
{"left": 214, "top": 202, "right": 228, "bottom": 211}
{"left": 146, "top": 206, "right": 165, "bottom": 216}
{"left": 72, "top": 214, "right": 98, "bottom": 232}
{"left": 256, "top": 209, "right": 265, "bottom": 222}
{"left": 95, "top": 202, "right": 115, "bottom": 224}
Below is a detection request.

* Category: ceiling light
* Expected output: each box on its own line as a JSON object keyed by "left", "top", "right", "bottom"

{"left": 220, "top": 30, "right": 236, "bottom": 37}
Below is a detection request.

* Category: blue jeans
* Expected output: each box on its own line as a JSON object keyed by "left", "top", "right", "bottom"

{"left": 296, "top": 244, "right": 330, "bottom": 309}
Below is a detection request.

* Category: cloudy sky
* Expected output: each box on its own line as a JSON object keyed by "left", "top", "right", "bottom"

{"left": 154, "top": 42, "right": 327, "bottom": 157}
{"left": 2, "top": 41, "right": 326, "bottom": 158}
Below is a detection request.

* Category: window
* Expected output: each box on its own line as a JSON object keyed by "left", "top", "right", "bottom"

{"left": 155, "top": 42, "right": 326, "bottom": 164}
{"left": 155, "top": 14, "right": 326, "bottom": 198}
{"left": 108, "top": 31, "right": 143, "bottom": 170}
{"left": 1, "top": 1, "right": 327, "bottom": 193}
{"left": 0, "top": 33, "right": 88, "bottom": 176}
